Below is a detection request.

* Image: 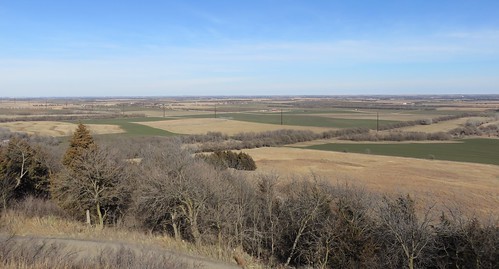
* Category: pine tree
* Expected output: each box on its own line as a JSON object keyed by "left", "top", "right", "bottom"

{"left": 62, "top": 123, "right": 95, "bottom": 168}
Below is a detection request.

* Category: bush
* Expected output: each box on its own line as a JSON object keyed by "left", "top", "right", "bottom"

{"left": 199, "top": 151, "right": 257, "bottom": 171}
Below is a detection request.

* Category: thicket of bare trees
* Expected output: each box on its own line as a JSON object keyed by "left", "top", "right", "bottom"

{"left": 1, "top": 126, "right": 497, "bottom": 268}
{"left": 338, "top": 131, "right": 451, "bottom": 141}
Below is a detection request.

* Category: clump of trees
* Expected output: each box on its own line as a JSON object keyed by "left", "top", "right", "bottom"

{"left": 198, "top": 151, "right": 257, "bottom": 170}
{"left": 448, "top": 120, "right": 499, "bottom": 138}
{"left": 52, "top": 124, "right": 133, "bottom": 228}
{"left": 338, "top": 131, "right": 451, "bottom": 141}
{"left": 379, "top": 112, "right": 488, "bottom": 131}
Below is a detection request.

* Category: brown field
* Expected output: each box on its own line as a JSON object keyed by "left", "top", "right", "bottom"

{"left": 244, "top": 147, "right": 499, "bottom": 216}
{"left": 135, "top": 118, "right": 332, "bottom": 135}
{"left": 0, "top": 121, "right": 124, "bottom": 137}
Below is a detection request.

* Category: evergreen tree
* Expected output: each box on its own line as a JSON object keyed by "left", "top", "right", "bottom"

{"left": 62, "top": 123, "right": 95, "bottom": 168}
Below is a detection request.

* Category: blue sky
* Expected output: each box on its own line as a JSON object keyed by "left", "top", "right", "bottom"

{"left": 1, "top": 0, "right": 499, "bottom": 97}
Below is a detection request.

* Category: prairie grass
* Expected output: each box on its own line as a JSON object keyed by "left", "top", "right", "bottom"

{"left": 0, "top": 198, "right": 261, "bottom": 268}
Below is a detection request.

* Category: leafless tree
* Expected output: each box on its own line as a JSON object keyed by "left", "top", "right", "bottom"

{"left": 51, "top": 146, "right": 132, "bottom": 228}
{"left": 1, "top": 137, "right": 50, "bottom": 211}
{"left": 277, "top": 176, "right": 332, "bottom": 267}
{"left": 379, "top": 195, "right": 434, "bottom": 269}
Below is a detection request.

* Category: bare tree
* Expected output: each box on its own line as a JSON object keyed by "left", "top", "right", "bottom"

{"left": 51, "top": 146, "right": 132, "bottom": 228}
{"left": 1, "top": 137, "right": 50, "bottom": 211}
{"left": 134, "top": 142, "right": 216, "bottom": 244}
{"left": 277, "top": 176, "right": 332, "bottom": 267}
{"left": 379, "top": 195, "right": 434, "bottom": 269}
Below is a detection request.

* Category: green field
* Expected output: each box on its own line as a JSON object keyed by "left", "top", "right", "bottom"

{"left": 182, "top": 112, "right": 398, "bottom": 129}
{"left": 79, "top": 117, "right": 177, "bottom": 136}
{"left": 305, "top": 139, "right": 499, "bottom": 165}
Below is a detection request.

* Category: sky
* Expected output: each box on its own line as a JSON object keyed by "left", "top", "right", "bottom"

{"left": 1, "top": 0, "right": 499, "bottom": 97}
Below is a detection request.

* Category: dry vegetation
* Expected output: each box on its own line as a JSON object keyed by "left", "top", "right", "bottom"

{"left": 395, "top": 117, "right": 486, "bottom": 133}
{"left": 244, "top": 147, "right": 499, "bottom": 216}
{"left": 0, "top": 121, "right": 123, "bottom": 136}
{"left": 135, "top": 118, "right": 332, "bottom": 135}
{"left": 0, "top": 207, "right": 242, "bottom": 269}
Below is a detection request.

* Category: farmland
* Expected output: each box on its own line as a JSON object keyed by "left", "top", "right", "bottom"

{"left": 1, "top": 95, "right": 498, "bottom": 269}
{"left": 135, "top": 118, "right": 331, "bottom": 135}
{"left": 182, "top": 111, "right": 399, "bottom": 129}
{"left": 244, "top": 146, "right": 499, "bottom": 215}
{"left": 305, "top": 138, "right": 499, "bottom": 165}
{"left": 80, "top": 117, "right": 177, "bottom": 136}
{"left": 0, "top": 121, "right": 124, "bottom": 137}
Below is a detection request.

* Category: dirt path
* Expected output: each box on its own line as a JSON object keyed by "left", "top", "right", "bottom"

{"left": 0, "top": 234, "right": 240, "bottom": 269}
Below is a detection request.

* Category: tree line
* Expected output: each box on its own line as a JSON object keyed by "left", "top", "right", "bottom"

{"left": 1, "top": 124, "right": 497, "bottom": 268}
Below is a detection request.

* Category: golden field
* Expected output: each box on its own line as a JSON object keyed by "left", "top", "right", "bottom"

{"left": 244, "top": 147, "right": 499, "bottom": 216}
{"left": 0, "top": 121, "right": 124, "bottom": 137}
{"left": 135, "top": 118, "right": 332, "bottom": 135}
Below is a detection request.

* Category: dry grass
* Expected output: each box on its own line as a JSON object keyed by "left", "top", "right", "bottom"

{"left": 0, "top": 235, "right": 193, "bottom": 269}
{"left": 135, "top": 118, "right": 331, "bottom": 135}
{"left": 0, "top": 210, "right": 259, "bottom": 269}
{"left": 244, "top": 147, "right": 499, "bottom": 216}
{"left": 0, "top": 121, "right": 124, "bottom": 137}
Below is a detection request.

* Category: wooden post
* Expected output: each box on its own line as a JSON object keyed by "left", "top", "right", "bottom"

{"left": 86, "top": 209, "right": 91, "bottom": 225}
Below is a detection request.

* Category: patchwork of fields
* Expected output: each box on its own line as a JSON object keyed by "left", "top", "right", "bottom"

{"left": 2, "top": 99, "right": 498, "bottom": 217}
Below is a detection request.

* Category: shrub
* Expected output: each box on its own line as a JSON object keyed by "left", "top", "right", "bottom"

{"left": 199, "top": 151, "right": 257, "bottom": 171}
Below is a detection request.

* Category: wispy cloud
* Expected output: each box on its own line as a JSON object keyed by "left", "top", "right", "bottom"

{"left": 443, "top": 29, "right": 499, "bottom": 40}
{"left": 2, "top": 28, "right": 499, "bottom": 97}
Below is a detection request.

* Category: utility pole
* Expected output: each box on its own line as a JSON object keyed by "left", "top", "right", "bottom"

{"left": 121, "top": 103, "right": 125, "bottom": 117}
{"left": 214, "top": 104, "right": 217, "bottom": 118}
{"left": 376, "top": 112, "right": 379, "bottom": 132}
{"left": 162, "top": 103, "right": 166, "bottom": 118}
{"left": 281, "top": 109, "right": 283, "bottom": 125}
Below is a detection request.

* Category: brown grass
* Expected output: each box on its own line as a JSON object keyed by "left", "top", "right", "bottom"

{"left": 0, "top": 210, "right": 260, "bottom": 269}
{"left": 244, "top": 147, "right": 499, "bottom": 216}
{"left": 135, "top": 118, "right": 332, "bottom": 135}
{"left": 0, "top": 121, "right": 124, "bottom": 137}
